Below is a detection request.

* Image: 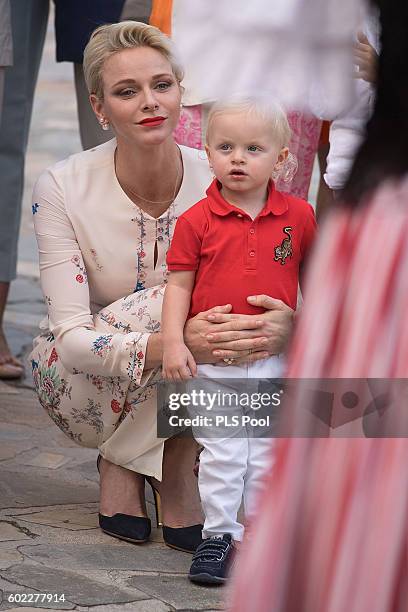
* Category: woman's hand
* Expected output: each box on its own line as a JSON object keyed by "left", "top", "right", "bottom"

{"left": 184, "top": 304, "right": 268, "bottom": 364}
{"left": 184, "top": 297, "right": 294, "bottom": 366}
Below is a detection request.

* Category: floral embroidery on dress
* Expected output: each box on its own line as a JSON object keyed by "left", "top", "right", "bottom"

{"left": 47, "top": 347, "right": 58, "bottom": 367}
{"left": 85, "top": 373, "right": 125, "bottom": 397}
{"left": 31, "top": 358, "right": 80, "bottom": 442}
{"left": 71, "top": 254, "right": 88, "bottom": 284}
{"left": 45, "top": 295, "right": 52, "bottom": 306}
{"left": 71, "top": 399, "right": 104, "bottom": 435}
{"left": 120, "top": 288, "right": 163, "bottom": 333}
{"left": 125, "top": 333, "right": 145, "bottom": 381}
{"left": 32, "top": 203, "right": 39, "bottom": 214}
{"left": 91, "top": 334, "right": 114, "bottom": 358}
{"left": 89, "top": 248, "right": 103, "bottom": 272}
{"left": 96, "top": 311, "right": 131, "bottom": 334}
{"left": 131, "top": 212, "right": 147, "bottom": 291}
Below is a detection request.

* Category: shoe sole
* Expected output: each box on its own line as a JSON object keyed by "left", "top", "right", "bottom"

{"left": 100, "top": 527, "right": 149, "bottom": 544}
{"left": 164, "top": 542, "right": 195, "bottom": 554}
{"left": 188, "top": 573, "right": 227, "bottom": 585}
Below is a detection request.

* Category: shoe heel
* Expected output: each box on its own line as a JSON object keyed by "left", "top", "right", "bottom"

{"left": 146, "top": 478, "right": 163, "bottom": 527}
{"left": 152, "top": 487, "right": 163, "bottom": 527}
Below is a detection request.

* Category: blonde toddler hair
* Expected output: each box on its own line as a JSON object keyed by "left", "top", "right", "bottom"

{"left": 206, "top": 96, "right": 291, "bottom": 149}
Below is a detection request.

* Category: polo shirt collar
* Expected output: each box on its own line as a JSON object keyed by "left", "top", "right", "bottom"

{"left": 206, "top": 179, "right": 288, "bottom": 217}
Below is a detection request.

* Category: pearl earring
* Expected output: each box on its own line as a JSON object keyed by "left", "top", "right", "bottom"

{"left": 99, "top": 118, "right": 110, "bottom": 131}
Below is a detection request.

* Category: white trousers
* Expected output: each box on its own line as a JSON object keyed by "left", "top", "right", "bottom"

{"left": 194, "top": 357, "right": 283, "bottom": 541}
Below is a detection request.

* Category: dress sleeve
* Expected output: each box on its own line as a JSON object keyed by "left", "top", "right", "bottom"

{"left": 166, "top": 216, "right": 202, "bottom": 271}
{"left": 32, "top": 168, "right": 150, "bottom": 385}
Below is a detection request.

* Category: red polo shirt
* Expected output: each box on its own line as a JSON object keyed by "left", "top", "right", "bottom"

{"left": 167, "top": 179, "right": 317, "bottom": 316}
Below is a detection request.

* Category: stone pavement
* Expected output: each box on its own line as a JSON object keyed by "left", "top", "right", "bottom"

{"left": 0, "top": 13, "right": 224, "bottom": 612}
{"left": 0, "top": 382, "right": 224, "bottom": 612}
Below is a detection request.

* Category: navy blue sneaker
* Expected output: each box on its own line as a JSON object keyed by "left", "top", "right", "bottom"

{"left": 188, "top": 534, "right": 235, "bottom": 585}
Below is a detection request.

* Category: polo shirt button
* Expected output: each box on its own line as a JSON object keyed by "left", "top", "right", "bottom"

{"left": 249, "top": 250, "right": 255, "bottom": 257}
{"left": 249, "top": 228, "right": 255, "bottom": 234}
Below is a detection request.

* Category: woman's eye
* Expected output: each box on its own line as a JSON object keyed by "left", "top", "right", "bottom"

{"left": 155, "top": 81, "right": 172, "bottom": 90}
{"left": 119, "top": 88, "right": 136, "bottom": 97}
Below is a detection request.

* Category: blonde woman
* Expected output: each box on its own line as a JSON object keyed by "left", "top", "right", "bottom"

{"left": 30, "top": 21, "right": 294, "bottom": 550}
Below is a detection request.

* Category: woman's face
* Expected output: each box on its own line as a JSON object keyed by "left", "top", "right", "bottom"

{"left": 92, "top": 46, "right": 182, "bottom": 147}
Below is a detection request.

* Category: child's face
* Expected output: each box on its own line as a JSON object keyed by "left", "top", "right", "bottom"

{"left": 205, "top": 111, "right": 288, "bottom": 193}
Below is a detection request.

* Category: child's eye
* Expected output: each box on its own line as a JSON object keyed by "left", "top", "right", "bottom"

{"left": 219, "top": 144, "right": 232, "bottom": 151}
{"left": 248, "top": 145, "right": 260, "bottom": 152}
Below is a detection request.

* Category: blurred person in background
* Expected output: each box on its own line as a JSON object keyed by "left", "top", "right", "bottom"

{"left": 54, "top": 0, "right": 154, "bottom": 150}
{"left": 0, "top": 0, "right": 49, "bottom": 380}
{"left": 324, "top": 9, "right": 380, "bottom": 201}
{"left": 230, "top": 1, "right": 408, "bottom": 610}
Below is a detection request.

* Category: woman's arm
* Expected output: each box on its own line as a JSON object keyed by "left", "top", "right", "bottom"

{"left": 33, "top": 168, "right": 152, "bottom": 385}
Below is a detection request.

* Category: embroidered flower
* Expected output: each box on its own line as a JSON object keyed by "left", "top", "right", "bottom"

{"left": 32, "top": 203, "right": 39, "bottom": 214}
{"left": 137, "top": 351, "right": 144, "bottom": 360}
{"left": 139, "top": 250, "right": 146, "bottom": 258}
{"left": 76, "top": 274, "right": 84, "bottom": 283}
{"left": 71, "top": 255, "right": 80, "bottom": 265}
{"left": 47, "top": 348, "right": 58, "bottom": 367}
{"left": 91, "top": 334, "right": 114, "bottom": 358}
{"left": 42, "top": 375, "right": 56, "bottom": 397}
{"left": 111, "top": 399, "right": 121, "bottom": 413}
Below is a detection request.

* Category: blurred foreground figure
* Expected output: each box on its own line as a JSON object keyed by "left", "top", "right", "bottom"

{"left": 173, "top": 0, "right": 362, "bottom": 117}
{"left": 230, "top": 1, "right": 408, "bottom": 610}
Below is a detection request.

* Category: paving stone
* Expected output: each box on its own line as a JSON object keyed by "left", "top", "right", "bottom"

{"left": 0, "top": 565, "right": 147, "bottom": 608}
{"left": 0, "top": 522, "right": 31, "bottom": 542}
{"left": 0, "top": 442, "right": 34, "bottom": 462}
{"left": 0, "top": 471, "right": 97, "bottom": 508}
{"left": 0, "top": 383, "right": 20, "bottom": 396}
{"left": 19, "top": 543, "right": 191, "bottom": 573}
{"left": 3, "top": 311, "right": 43, "bottom": 330}
{"left": 128, "top": 576, "right": 226, "bottom": 610}
{"left": 6, "top": 609, "right": 69, "bottom": 612}
{"left": 128, "top": 575, "right": 225, "bottom": 610}
{"left": 7, "top": 278, "right": 44, "bottom": 307}
{"left": 80, "top": 601, "right": 172, "bottom": 612}
{"left": 0, "top": 392, "right": 50, "bottom": 429}
{"left": 21, "top": 453, "right": 71, "bottom": 470}
{"left": 16, "top": 508, "right": 98, "bottom": 531}
{"left": 0, "top": 550, "right": 23, "bottom": 569}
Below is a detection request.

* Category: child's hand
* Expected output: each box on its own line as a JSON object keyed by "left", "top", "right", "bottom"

{"left": 162, "top": 344, "right": 197, "bottom": 382}
{"left": 354, "top": 31, "right": 378, "bottom": 84}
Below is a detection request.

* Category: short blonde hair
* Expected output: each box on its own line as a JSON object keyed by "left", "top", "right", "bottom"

{"left": 83, "top": 21, "right": 184, "bottom": 99}
{"left": 206, "top": 96, "right": 291, "bottom": 149}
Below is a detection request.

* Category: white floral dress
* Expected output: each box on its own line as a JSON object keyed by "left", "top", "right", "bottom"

{"left": 30, "top": 139, "right": 211, "bottom": 479}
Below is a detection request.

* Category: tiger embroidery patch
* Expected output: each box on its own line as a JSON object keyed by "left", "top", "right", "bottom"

{"left": 274, "top": 226, "right": 293, "bottom": 265}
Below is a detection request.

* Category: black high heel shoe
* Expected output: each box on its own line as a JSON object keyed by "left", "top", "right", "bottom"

{"left": 146, "top": 477, "right": 203, "bottom": 553}
{"left": 97, "top": 455, "right": 151, "bottom": 544}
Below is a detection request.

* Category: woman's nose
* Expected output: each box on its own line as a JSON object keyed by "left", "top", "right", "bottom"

{"left": 141, "top": 88, "right": 159, "bottom": 110}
